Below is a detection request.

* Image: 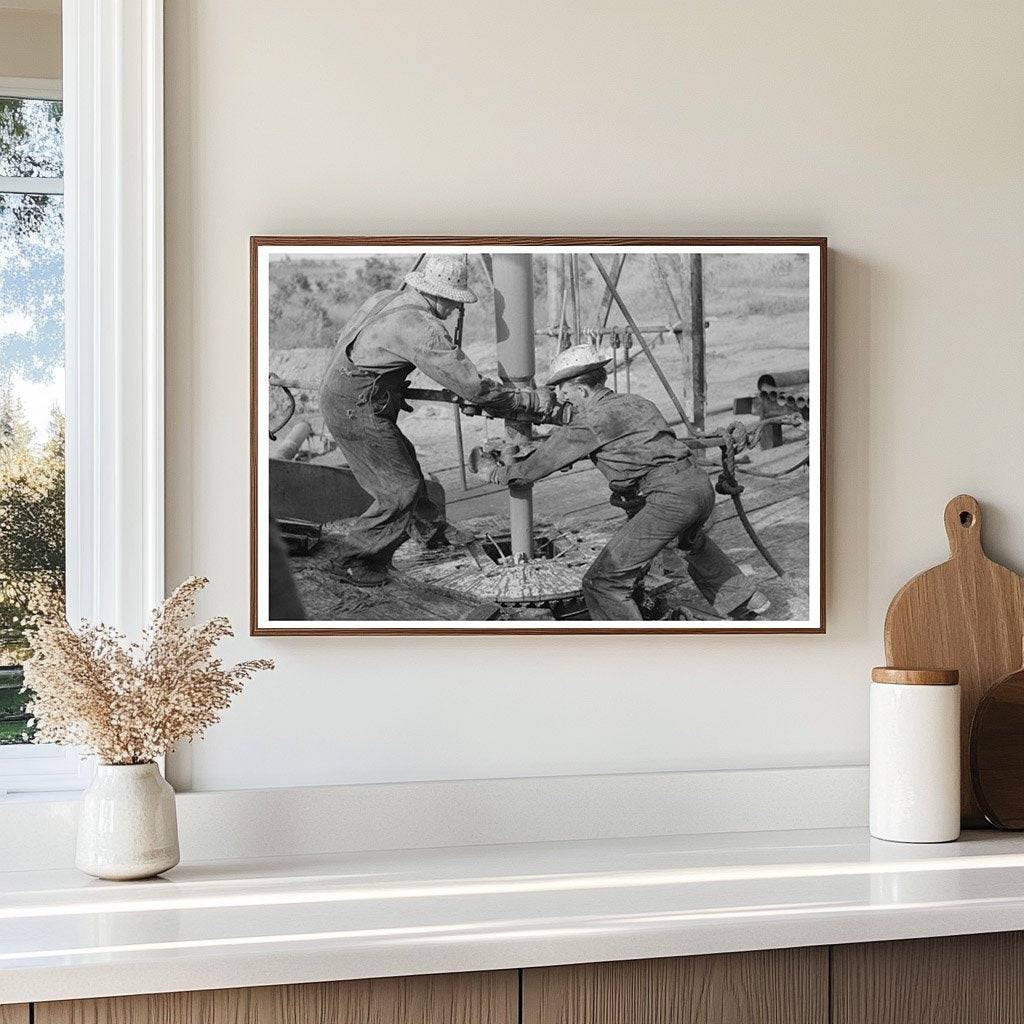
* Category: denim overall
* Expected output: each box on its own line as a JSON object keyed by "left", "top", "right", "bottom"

{"left": 583, "top": 460, "right": 757, "bottom": 620}
{"left": 319, "top": 294, "right": 449, "bottom": 567}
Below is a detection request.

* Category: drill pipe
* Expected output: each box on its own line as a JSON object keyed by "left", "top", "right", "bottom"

{"left": 492, "top": 254, "right": 536, "bottom": 560}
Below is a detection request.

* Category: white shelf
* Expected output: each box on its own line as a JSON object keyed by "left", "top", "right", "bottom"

{"left": 4, "top": 827, "right": 1024, "bottom": 1004}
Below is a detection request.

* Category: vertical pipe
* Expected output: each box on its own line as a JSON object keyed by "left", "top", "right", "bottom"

{"left": 571, "top": 254, "right": 583, "bottom": 346}
{"left": 452, "top": 404, "right": 468, "bottom": 491}
{"left": 492, "top": 253, "right": 535, "bottom": 560}
{"left": 673, "top": 255, "right": 693, "bottom": 395}
{"left": 452, "top": 304, "right": 468, "bottom": 490}
{"left": 546, "top": 254, "right": 564, "bottom": 336}
{"left": 689, "top": 253, "right": 707, "bottom": 430}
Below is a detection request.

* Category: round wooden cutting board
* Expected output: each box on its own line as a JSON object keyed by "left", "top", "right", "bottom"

{"left": 970, "top": 657, "right": 1024, "bottom": 829}
{"left": 884, "top": 495, "right": 1024, "bottom": 826}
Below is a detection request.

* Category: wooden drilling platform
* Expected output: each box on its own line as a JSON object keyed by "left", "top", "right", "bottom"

{"left": 288, "top": 430, "right": 810, "bottom": 623}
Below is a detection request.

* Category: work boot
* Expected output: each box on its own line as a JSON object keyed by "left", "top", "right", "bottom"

{"left": 332, "top": 557, "right": 390, "bottom": 587}
{"left": 728, "top": 589, "right": 771, "bottom": 620}
{"left": 417, "top": 522, "right": 475, "bottom": 551}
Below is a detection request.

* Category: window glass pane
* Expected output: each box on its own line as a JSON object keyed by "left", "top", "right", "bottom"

{"left": 0, "top": 189, "right": 65, "bottom": 744}
{"left": 0, "top": 98, "right": 63, "bottom": 179}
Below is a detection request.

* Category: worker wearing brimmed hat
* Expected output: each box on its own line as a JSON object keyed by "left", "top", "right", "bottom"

{"left": 402, "top": 254, "right": 479, "bottom": 304}
{"left": 321, "top": 254, "right": 547, "bottom": 586}
{"left": 478, "top": 344, "right": 769, "bottom": 621}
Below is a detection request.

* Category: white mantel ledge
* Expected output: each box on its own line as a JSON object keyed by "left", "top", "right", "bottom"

{"left": 4, "top": 827, "right": 1024, "bottom": 1004}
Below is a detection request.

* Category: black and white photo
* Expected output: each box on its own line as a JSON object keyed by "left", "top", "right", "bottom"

{"left": 251, "top": 239, "right": 825, "bottom": 634}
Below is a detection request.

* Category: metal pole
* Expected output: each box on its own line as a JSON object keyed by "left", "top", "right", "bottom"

{"left": 452, "top": 305, "right": 468, "bottom": 490}
{"left": 568, "top": 254, "right": 581, "bottom": 349}
{"left": 546, "top": 254, "right": 565, "bottom": 338}
{"left": 492, "top": 253, "right": 535, "bottom": 560}
{"left": 649, "top": 254, "right": 683, "bottom": 322}
{"left": 591, "top": 254, "right": 698, "bottom": 437}
{"left": 689, "top": 253, "right": 707, "bottom": 430}
{"left": 599, "top": 254, "right": 626, "bottom": 328}
{"left": 452, "top": 405, "right": 468, "bottom": 490}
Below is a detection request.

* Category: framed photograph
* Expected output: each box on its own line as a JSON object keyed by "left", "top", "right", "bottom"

{"left": 251, "top": 237, "right": 826, "bottom": 635}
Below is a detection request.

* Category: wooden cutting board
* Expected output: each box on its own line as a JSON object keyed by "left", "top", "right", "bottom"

{"left": 970, "top": 652, "right": 1024, "bottom": 829}
{"left": 884, "top": 494, "right": 1024, "bottom": 826}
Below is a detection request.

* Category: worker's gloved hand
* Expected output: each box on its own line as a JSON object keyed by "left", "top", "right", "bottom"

{"left": 469, "top": 447, "right": 502, "bottom": 481}
{"left": 532, "top": 387, "right": 558, "bottom": 416}
{"left": 472, "top": 383, "right": 561, "bottom": 421}
{"left": 511, "top": 387, "right": 557, "bottom": 415}
{"left": 473, "top": 381, "right": 520, "bottom": 417}
{"left": 468, "top": 444, "right": 515, "bottom": 485}
{"left": 477, "top": 455, "right": 510, "bottom": 485}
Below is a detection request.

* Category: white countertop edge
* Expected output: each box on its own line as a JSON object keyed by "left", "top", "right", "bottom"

{"left": 7, "top": 900, "right": 1024, "bottom": 1006}
{"left": 7, "top": 825, "right": 1024, "bottom": 1005}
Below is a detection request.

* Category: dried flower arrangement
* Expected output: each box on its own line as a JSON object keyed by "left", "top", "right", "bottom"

{"left": 22, "top": 577, "right": 273, "bottom": 765}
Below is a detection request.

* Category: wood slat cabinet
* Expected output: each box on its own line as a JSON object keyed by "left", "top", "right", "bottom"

{"left": 18, "top": 932, "right": 1024, "bottom": 1024}
{"left": 34, "top": 971, "right": 517, "bottom": 1024}
{"left": 522, "top": 947, "right": 828, "bottom": 1024}
{"left": 832, "top": 932, "right": 1024, "bottom": 1024}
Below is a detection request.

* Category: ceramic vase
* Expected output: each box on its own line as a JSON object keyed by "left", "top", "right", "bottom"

{"left": 76, "top": 762, "right": 180, "bottom": 880}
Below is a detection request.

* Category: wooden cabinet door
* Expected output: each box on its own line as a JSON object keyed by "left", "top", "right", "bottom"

{"left": 0, "top": 1006, "right": 29, "bottom": 1024}
{"left": 523, "top": 948, "right": 828, "bottom": 1024}
{"left": 832, "top": 932, "right": 1024, "bottom": 1024}
{"left": 35, "top": 970, "right": 517, "bottom": 1024}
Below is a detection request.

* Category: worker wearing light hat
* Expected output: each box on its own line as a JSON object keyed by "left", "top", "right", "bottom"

{"left": 479, "top": 344, "right": 770, "bottom": 621}
{"left": 321, "top": 254, "right": 548, "bottom": 586}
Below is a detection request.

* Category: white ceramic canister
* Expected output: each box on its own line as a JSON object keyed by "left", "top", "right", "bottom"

{"left": 76, "top": 762, "right": 180, "bottom": 880}
{"left": 869, "top": 667, "right": 961, "bottom": 843}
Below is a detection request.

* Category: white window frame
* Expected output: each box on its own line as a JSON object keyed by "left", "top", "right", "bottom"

{"left": 0, "top": 77, "right": 61, "bottom": 101}
{"left": 0, "top": 0, "right": 165, "bottom": 798}
{"left": 0, "top": 77, "right": 64, "bottom": 194}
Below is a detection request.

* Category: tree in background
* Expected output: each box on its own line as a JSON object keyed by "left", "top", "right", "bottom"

{"left": 0, "top": 392, "right": 65, "bottom": 635}
{"left": 354, "top": 255, "right": 403, "bottom": 294}
{"left": 0, "top": 394, "right": 65, "bottom": 742}
{"left": 0, "top": 94, "right": 66, "bottom": 743}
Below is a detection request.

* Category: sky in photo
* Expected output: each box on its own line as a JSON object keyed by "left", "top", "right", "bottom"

{"left": 0, "top": 97, "right": 64, "bottom": 444}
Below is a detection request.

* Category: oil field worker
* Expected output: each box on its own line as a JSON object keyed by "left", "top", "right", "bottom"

{"left": 320, "top": 254, "right": 549, "bottom": 586}
{"left": 480, "top": 345, "right": 771, "bottom": 621}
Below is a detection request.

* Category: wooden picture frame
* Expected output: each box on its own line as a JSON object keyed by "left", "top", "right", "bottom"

{"left": 251, "top": 237, "right": 826, "bottom": 635}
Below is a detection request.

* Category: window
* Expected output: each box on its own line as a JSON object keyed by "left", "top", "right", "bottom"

{"left": 0, "top": 6, "right": 167, "bottom": 797}
{"left": 0, "top": 79, "right": 85, "bottom": 797}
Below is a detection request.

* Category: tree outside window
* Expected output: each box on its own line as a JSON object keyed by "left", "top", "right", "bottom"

{"left": 0, "top": 94, "right": 65, "bottom": 744}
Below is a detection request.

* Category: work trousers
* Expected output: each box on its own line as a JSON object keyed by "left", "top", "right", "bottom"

{"left": 320, "top": 385, "right": 446, "bottom": 565}
{"left": 583, "top": 461, "right": 756, "bottom": 621}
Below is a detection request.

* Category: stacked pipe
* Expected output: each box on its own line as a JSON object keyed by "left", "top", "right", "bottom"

{"left": 757, "top": 369, "right": 811, "bottom": 420}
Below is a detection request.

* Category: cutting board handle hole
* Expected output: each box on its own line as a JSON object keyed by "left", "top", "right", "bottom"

{"left": 944, "top": 495, "right": 983, "bottom": 557}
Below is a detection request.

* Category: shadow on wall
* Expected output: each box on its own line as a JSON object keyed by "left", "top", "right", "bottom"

{"left": 826, "top": 250, "right": 873, "bottom": 634}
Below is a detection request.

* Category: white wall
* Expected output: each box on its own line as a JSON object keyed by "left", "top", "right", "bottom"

{"left": 0, "top": 5, "right": 61, "bottom": 80}
{"left": 164, "top": 0, "right": 1024, "bottom": 792}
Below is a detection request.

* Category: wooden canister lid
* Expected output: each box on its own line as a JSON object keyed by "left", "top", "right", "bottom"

{"left": 871, "top": 666, "right": 960, "bottom": 686}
